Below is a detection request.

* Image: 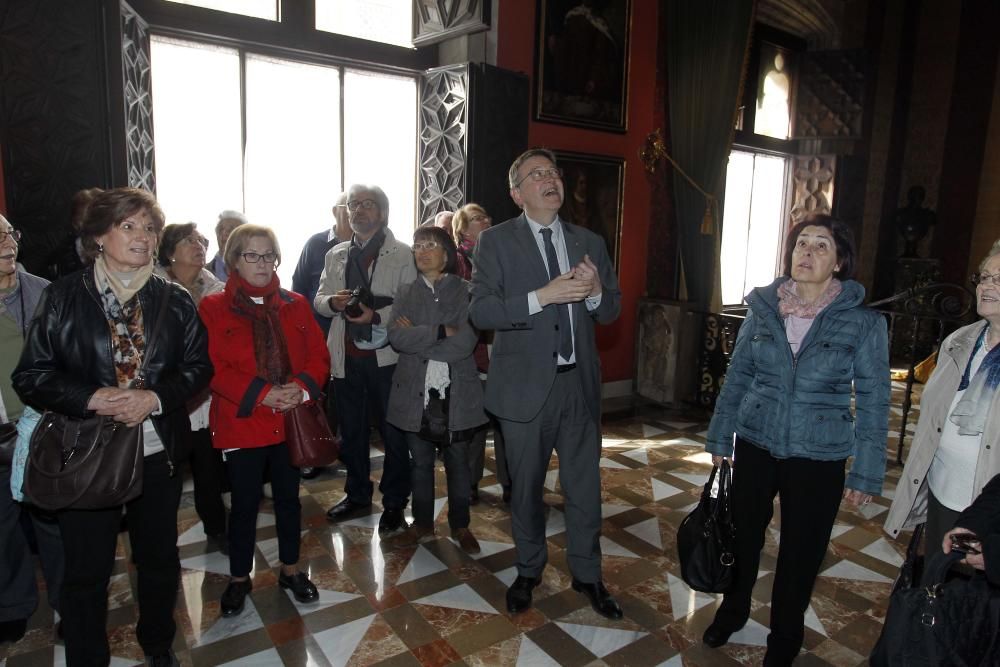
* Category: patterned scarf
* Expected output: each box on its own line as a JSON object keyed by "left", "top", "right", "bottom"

{"left": 228, "top": 273, "right": 291, "bottom": 385}
{"left": 777, "top": 278, "right": 843, "bottom": 319}
{"left": 951, "top": 325, "right": 1000, "bottom": 436}
{"left": 96, "top": 272, "right": 146, "bottom": 389}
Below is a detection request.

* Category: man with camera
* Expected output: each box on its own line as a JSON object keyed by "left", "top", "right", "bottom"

{"left": 314, "top": 184, "right": 417, "bottom": 533}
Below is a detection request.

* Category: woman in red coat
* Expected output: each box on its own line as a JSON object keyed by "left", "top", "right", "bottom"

{"left": 199, "top": 224, "right": 331, "bottom": 618}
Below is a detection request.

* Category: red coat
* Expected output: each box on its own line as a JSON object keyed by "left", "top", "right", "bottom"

{"left": 199, "top": 283, "right": 331, "bottom": 450}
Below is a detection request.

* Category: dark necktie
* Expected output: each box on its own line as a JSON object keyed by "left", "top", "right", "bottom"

{"left": 540, "top": 227, "right": 574, "bottom": 360}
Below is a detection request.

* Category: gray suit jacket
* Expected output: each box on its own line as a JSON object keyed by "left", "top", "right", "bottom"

{"left": 469, "top": 214, "right": 621, "bottom": 423}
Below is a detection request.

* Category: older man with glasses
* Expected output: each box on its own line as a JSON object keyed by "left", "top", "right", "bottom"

{"left": 314, "top": 184, "right": 417, "bottom": 533}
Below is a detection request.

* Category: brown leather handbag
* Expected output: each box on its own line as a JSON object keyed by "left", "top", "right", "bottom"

{"left": 284, "top": 397, "right": 340, "bottom": 468}
{"left": 23, "top": 288, "right": 171, "bottom": 510}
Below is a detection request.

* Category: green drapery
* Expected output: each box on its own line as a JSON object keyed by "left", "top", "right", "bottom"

{"left": 665, "top": 0, "right": 755, "bottom": 312}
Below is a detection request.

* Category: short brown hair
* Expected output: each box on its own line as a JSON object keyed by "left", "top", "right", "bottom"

{"left": 781, "top": 214, "right": 857, "bottom": 281}
{"left": 413, "top": 226, "right": 458, "bottom": 275}
{"left": 452, "top": 203, "right": 488, "bottom": 244}
{"left": 80, "top": 188, "right": 165, "bottom": 262}
{"left": 508, "top": 148, "right": 558, "bottom": 188}
{"left": 158, "top": 222, "right": 199, "bottom": 267}
{"left": 224, "top": 224, "right": 281, "bottom": 271}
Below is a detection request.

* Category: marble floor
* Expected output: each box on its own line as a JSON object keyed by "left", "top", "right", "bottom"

{"left": 0, "top": 382, "right": 920, "bottom": 666}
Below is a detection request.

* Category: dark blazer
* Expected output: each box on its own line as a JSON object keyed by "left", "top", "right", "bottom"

{"left": 469, "top": 214, "right": 621, "bottom": 423}
{"left": 953, "top": 472, "right": 1000, "bottom": 585}
{"left": 12, "top": 268, "right": 213, "bottom": 468}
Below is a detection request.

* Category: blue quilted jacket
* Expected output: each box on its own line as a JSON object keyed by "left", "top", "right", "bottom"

{"left": 706, "top": 277, "right": 890, "bottom": 495}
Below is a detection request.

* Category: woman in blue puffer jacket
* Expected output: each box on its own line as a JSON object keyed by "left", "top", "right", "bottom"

{"left": 701, "top": 214, "right": 890, "bottom": 666}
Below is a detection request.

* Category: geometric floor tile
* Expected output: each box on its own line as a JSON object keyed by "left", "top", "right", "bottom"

{"left": 397, "top": 545, "right": 449, "bottom": 585}
{"left": 654, "top": 656, "right": 684, "bottom": 667}
{"left": 625, "top": 517, "right": 663, "bottom": 550}
{"left": 600, "top": 536, "right": 639, "bottom": 558}
{"left": 667, "top": 573, "right": 719, "bottom": 618}
{"left": 601, "top": 502, "right": 633, "bottom": 519}
{"left": 313, "top": 614, "right": 376, "bottom": 667}
{"left": 861, "top": 537, "right": 905, "bottom": 567}
{"left": 544, "top": 509, "right": 566, "bottom": 537}
{"left": 413, "top": 583, "right": 499, "bottom": 614}
{"left": 516, "top": 636, "right": 561, "bottom": 667}
{"left": 192, "top": 599, "right": 265, "bottom": 647}
{"left": 470, "top": 540, "right": 515, "bottom": 560}
{"left": 493, "top": 566, "right": 519, "bottom": 588}
{"left": 217, "top": 647, "right": 283, "bottom": 667}
{"left": 544, "top": 469, "right": 560, "bottom": 491}
{"left": 555, "top": 622, "right": 648, "bottom": 657}
{"left": 728, "top": 618, "right": 770, "bottom": 647}
{"left": 52, "top": 646, "right": 136, "bottom": 667}
{"left": 651, "top": 478, "right": 684, "bottom": 501}
{"left": 819, "top": 560, "right": 893, "bottom": 583}
{"left": 599, "top": 457, "right": 629, "bottom": 469}
{"left": 283, "top": 587, "right": 362, "bottom": 614}
{"left": 804, "top": 604, "right": 827, "bottom": 637}
{"left": 179, "top": 550, "right": 233, "bottom": 576}
{"left": 667, "top": 471, "right": 710, "bottom": 487}
{"left": 621, "top": 447, "right": 649, "bottom": 464}
{"left": 642, "top": 424, "right": 668, "bottom": 438}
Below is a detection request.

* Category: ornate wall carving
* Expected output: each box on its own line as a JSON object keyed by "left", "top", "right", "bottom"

{"left": 418, "top": 65, "right": 469, "bottom": 226}
{"left": 0, "top": 0, "right": 111, "bottom": 275}
{"left": 794, "top": 50, "right": 865, "bottom": 140}
{"left": 413, "top": 0, "right": 491, "bottom": 46}
{"left": 121, "top": 2, "right": 155, "bottom": 191}
{"left": 417, "top": 63, "right": 528, "bottom": 226}
{"left": 789, "top": 154, "right": 836, "bottom": 223}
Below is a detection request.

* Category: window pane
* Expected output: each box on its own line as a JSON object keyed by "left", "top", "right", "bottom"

{"left": 150, "top": 36, "right": 243, "bottom": 258}
{"left": 316, "top": 0, "right": 412, "bottom": 48}
{"left": 166, "top": 0, "right": 278, "bottom": 21}
{"left": 343, "top": 69, "right": 417, "bottom": 244}
{"left": 720, "top": 151, "right": 788, "bottom": 305}
{"left": 244, "top": 54, "right": 342, "bottom": 287}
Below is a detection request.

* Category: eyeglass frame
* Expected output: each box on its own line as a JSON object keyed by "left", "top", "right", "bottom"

{"left": 412, "top": 241, "right": 443, "bottom": 252}
{"left": 972, "top": 272, "right": 1000, "bottom": 287}
{"left": 241, "top": 251, "right": 279, "bottom": 265}
{"left": 180, "top": 234, "right": 210, "bottom": 248}
{"left": 346, "top": 199, "right": 378, "bottom": 212}
{"left": 512, "top": 167, "right": 563, "bottom": 189}
{"left": 0, "top": 229, "right": 22, "bottom": 244}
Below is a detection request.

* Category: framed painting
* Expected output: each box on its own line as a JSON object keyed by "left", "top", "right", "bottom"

{"left": 554, "top": 151, "right": 624, "bottom": 270}
{"left": 535, "top": 0, "right": 631, "bottom": 132}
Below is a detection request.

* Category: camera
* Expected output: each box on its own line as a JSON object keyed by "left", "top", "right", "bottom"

{"left": 950, "top": 533, "right": 982, "bottom": 555}
{"left": 344, "top": 286, "right": 371, "bottom": 318}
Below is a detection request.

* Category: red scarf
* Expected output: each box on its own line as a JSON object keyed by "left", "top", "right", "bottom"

{"left": 227, "top": 274, "right": 292, "bottom": 385}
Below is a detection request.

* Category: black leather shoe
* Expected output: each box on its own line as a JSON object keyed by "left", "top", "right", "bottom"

{"left": 326, "top": 497, "right": 371, "bottom": 522}
{"left": 506, "top": 575, "right": 541, "bottom": 614}
{"left": 702, "top": 622, "right": 734, "bottom": 648}
{"left": 278, "top": 571, "right": 319, "bottom": 603}
{"left": 571, "top": 579, "right": 623, "bottom": 620}
{"left": 502, "top": 485, "right": 512, "bottom": 503}
{"left": 0, "top": 618, "right": 27, "bottom": 644}
{"left": 378, "top": 508, "right": 407, "bottom": 533}
{"left": 220, "top": 579, "right": 252, "bottom": 617}
{"left": 146, "top": 649, "right": 180, "bottom": 667}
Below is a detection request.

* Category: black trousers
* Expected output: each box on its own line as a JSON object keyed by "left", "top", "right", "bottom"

{"left": 332, "top": 355, "right": 410, "bottom": 511}
{"left": 408, "top": 433, "right": 471, "bottom": 529}
{"left": 224, "top": 443, "right": 301, "bottom": 577}
{"left": 189, "top": 427, "right": 227, "bottom": 536}
{"left": 57, "top": 451, "right": 181, "bottom": 666}
{"left": 715, "top": 436, "right": 845, "bottom": 666}
{"left": 0, "top": 468, "right": 63, "bottom": 621}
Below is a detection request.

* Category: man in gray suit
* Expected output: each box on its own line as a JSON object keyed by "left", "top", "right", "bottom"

{"left": 470, "top": 148, "right": 623, "bottom": 619}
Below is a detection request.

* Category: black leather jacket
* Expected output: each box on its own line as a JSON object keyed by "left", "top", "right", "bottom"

{"left": 12, "top": 268, "right": 213, "bottom": 471}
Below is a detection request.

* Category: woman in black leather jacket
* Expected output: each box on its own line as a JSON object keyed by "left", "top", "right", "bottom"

{"left": 13, "top": 188, "right": 212, "bottom": 667}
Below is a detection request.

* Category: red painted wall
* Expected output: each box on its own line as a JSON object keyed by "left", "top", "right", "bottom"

{"left": 496, "top": 1, "right": 658, "bottom": 385}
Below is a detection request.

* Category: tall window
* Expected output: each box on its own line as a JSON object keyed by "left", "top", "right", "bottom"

{"left": 165, "top": 0, "right": 279, "bottom": 21}
{"left": 316, "top": 0, "right": 413, "bottom": 48}
{"left": 150, "top": 36, "right": 418, "bottom": 285}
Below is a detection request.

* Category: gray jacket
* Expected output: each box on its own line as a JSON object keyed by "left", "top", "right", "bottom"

{"left": 2, "top": 268, "right": 50, "bottom": 332}
{"left": 385, "top": 274, "right": 486, "bottom": 433}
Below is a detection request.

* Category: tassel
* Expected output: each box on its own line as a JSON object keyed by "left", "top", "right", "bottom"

{"left": 700, "top": 199, "right": 714, "bottom": 235}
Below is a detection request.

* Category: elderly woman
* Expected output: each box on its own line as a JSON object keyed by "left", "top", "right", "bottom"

{"left": 199, "top": 224, "right": 330, "bottom": 617}
{"left": 13, "top": 188, "right": 212, "bottom": 667}
{"left": 886, "top": 238, "right": 1000, "bottom": 559}
{"left": 451, "top": 203, "right": 492, "bottom": 281}
{"left": 0, "top": 215, "right": 62, "bottom": 645}
{"left": 207, "top": 210, "right": 248, "bottom": 282}
{"left": 156, "top": 223, "right": 227, "bottom": 547}
{"left": 703, "top": 215, "right": 890, "bottom": 666}
{"left": 384, "top": 226, "right": 486, "bottom": 554}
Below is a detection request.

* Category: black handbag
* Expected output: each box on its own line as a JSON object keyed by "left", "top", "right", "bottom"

{"left": 676, "top": 460, "right": 737, "bottom": 593}
{"left": 870, "top": 551, "right": 1000, "bottom": 666}
{"left": 23, "top": 288, "right": 171, "bottom": 511}
{"left": 892, "top": 523, "right": 925, "bottom": 594}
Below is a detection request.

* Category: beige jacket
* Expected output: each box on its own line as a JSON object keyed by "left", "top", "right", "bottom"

{"left": 314, "top": 228, "right": 417, "bottom": 378}
{"left": 884, "top": 320, "right": 1000, "bottom": 537}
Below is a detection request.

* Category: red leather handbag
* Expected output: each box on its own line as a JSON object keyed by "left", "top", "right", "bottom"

{"left": 284, "top": 398, "right": 339, "bottom": 468}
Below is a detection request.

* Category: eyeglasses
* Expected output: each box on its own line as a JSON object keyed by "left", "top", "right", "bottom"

{"left": 0, "top": 229, "right": 22, "bottom": 244}
{"left": 181, "top": 235, "right": 209, "bottom": 248}
{"left": 347, "top": 199, "right": 378, "bottom": 212}
{"left": 972, "top": 272, "right": 1000, "bottom": 287}
{"left": 470, "top": 215, "right": 491, "bottom": 223}
{"left": 241, "top": 251, "right": 278, "bottom": 264}
{"left": 412, "top": 241, "right": 442, "bottom": 252}
{"left": 513, "top": 167, "right": 563, "bottom": 188}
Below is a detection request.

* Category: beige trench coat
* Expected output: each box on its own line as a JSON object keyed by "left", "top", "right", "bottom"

{"left": 883, "top": 320, "right": 1000, "bottom": 538}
